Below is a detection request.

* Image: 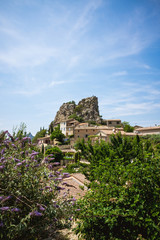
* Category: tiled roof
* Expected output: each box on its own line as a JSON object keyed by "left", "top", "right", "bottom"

{"left": 37, "top": 136, "right": 50, "bottom": 140}
{"left": 104, "top": 119, "right": 121, "bottom": 121}
{"left": 136, "top": 126, "right": 160, "bottom": 131}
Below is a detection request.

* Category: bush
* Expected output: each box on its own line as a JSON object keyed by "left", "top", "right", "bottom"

{"left": 74, "top": 135, "right": 160, "bottom": 240}
{"left": 45, "top": 146, "right": 63, "bottom": 162}
{"left": 0, "top": 131, "right": 74, "bottom": 240}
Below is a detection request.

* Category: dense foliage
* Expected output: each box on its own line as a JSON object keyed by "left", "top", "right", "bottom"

{"left": 69, "top": 113, "right": 84, "bottom": 122}
{"left": 122, "top": 121, "right": 134, "bottom": 132}
{"left": 0, "top": 131, "right": 74, "bottom": 240}
{"left": 74, "top": 134, "right": 160, "bottom": 240}
{"left": 45, "top": 146, "right": 63, "bottom": 162}
{"left": 50, "top": 125, "right": 65, "bottom": 143}
{"left": 12, "top": 122, "right": 27, "bottom": 140}
{"left": 32, "top": 127, "right": 47, "bottom": 143}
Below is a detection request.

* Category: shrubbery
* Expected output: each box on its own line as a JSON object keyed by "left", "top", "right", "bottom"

{"left": 45, "top": 146, "right": 63, "bottom": 162}
{"left": 74, "top": 134, "right": 160, "bottom": 240}
{"left": 0, "top": 131, "right": 74, "bottom": 240}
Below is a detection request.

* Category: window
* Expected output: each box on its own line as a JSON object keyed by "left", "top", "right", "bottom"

{"left": 117, "top": 121, "right": 120, "bottom": 124}
{"left": 78, "top": 130, "right": 79, "bottom": 132}
{"left": 85, "top": 134, "right": 88, "bottom": 138}
{"left": 78, "top": 135, "right": 80, "bottom": 138}
{"left": 86, "top": 130, "right": 88, "bottom": 132}
{"left": 109, "top": 121, "right": 112, "bottom": 124}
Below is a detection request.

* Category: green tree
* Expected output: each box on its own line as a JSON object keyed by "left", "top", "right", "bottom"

{"left": 32, "top": 127, "right": 47, "bottom": 143}
{"left": 74, "top": 135, "right": 160, "bottom": 240}
{"left": 12, "top": 122, "right": 27, "bottom": 139}
{"left": 45, "top": 146, "right": 63, "bottom": 162}
{"left": 122, "top": 121, "right": 134, "bottom": 132}
{"left": 50, "top": 125, "right": 65, "bottom": 143}
{"left": 69, "top": 113, "right": 84, "bottom": 122}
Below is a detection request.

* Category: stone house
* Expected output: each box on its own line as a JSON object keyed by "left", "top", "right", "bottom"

{"left": 135, "top": 126, "right": 160, "bottom": 135}
{"left": 73, "top": 125, "right": 121, "bottom": 142}
{"left": 102, "top": 119, "right": 121, "bottom": 127}
{"left": 59, "top": 119, "right": 79, "bottom": 137}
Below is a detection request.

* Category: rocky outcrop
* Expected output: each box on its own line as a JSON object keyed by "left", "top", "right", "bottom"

{"left": 53, "top": 96, "right": 101, "bottom": 124}
{"left": 54, "top": 102, "right": 76, "bottom": 123}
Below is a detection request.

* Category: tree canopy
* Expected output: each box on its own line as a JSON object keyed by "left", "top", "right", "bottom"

{"left": 50, "top": 125, "right": 65, "bottom": 143}
{"left": 74, "top": 134, "right": 160, "bottom": 239}
{"left": 32, "top": 127, "right": 47, "bottom": 143}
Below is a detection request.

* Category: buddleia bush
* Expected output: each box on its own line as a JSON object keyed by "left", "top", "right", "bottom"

{"left": 0, "top": 131, "right": 74, "bottom": 240}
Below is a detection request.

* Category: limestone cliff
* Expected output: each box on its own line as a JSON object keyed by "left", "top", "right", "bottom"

{"left": 53, "top": 96, "right": 101, "bottom": 124}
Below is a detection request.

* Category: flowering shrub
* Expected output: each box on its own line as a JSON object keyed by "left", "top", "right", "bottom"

{"left": 0, "top": 131, "right": 74, "bottom": 240}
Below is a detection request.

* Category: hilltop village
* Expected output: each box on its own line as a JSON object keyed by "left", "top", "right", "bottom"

{"left": 37, "top": 96, "right": 160, "bottom": 152}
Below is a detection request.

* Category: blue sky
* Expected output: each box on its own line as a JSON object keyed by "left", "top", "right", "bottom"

{"left": 0, "top": 0, "right": 160, "bottom": 135}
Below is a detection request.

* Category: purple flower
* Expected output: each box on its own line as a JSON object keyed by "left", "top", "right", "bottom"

{"left": 11, "top": 208, "right": 20, "bottom": 212}
{"left": 54, "top": 204, "right": 59, "bottom": 208}
{"left": 76, "top": 209, "right": 81, "bottom": 211}
{"left": 45, "top": 186, "right": 51, "bottom": 189}
{"left": 25, "top": 150, "right": 29, "bottom": 156}
{"left": 0, "top": 157, "right": 5, "bottom": 162}
{"left": 71, "top": 197, "right": 76, "bottom": 201}
{"left": 21, "top": 160, "right": 26, "bottom": 164}
{"left": 16, "top": 163, "right": 22, "bottom": 166}
{"left": 0, "top": 222, "right": 4, "bottom": 227}
{"left": 30, "top": 152, "right": 39, "bottom": 157}
{"left": 48, "top": 164, "right": 53, "bottom": 170}
{"left": 63, "top": 173, "right": 70, "bottom": 178}
{"left": 15, "top": 158, "right": 20, "bottom": 162}
{"left": 22, "top": 137, "right": 29, "bottom": 141}
{"left": 0, "top": 196, "right": 4, "bottom": 200}
{"left": 48, "top": 158, "right": 55, "bottom": 161}
{"left": 11, "top": 144, "right": 16, "bottom": 148}
{"left": 39, "top": 206, "right": 45, "bottom": 211}
{"left": 1, "top": 149, "right": 5, "bottom": 155}
{"left": 54, "top": 177, "right": 62, "bottom": 181}
{"left": 0, "top": 165, "right": 5, "bottom": 170}
{"left": 53, "top": 162, "right": 60, "bottom": 166}
{"left": 34, "top": 164, "right": 40, "bottom": 167}
{"left": 55, "top": 171, "right": 60, "bottom": 175}
{"left": 1, "top": 196, "right": 11, "bottom": 203}
{"left": 29, "top": 211, "right": 43, "bottom": 217}
{"left": 49, "top": 173, "right": 54, "bottom": 178}
{"left": 7, "top": 132, "right": 14, "bottom": 142}
{"left": 47, "top": 154, "right": 53, "bottom": 157}
{"left": 0, "top": 207, "right": 9, "bottom": 211}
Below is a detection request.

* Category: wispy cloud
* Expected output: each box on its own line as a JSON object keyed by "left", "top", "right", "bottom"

{"left": 50, "top": 80, "right": 66, "bottom": 87}
{"left": 112, "top": 71, "right": 128, "bottom": 77}
{"left": 100, "top": 80, "right": 160, "bottom": 118}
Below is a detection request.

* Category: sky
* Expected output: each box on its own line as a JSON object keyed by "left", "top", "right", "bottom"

{"left": 0, "top": 0, "right": 160, "bottom": 135}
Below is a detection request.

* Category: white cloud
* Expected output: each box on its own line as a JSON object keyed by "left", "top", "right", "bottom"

{"left": 50, "top": 80, "right": 66, "bottom": 87}
{"left": 112, "top": 71, "right": 128, "bottom": 77}
{"left": 0, "top": 45, "right": 56, "bottom": 68}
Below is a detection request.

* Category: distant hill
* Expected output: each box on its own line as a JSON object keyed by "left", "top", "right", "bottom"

{"left": 27, "top": 132, "right": 34, "bottom": 140}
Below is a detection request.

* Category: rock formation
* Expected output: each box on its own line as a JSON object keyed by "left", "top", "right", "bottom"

{"left": 53, "top": 96, "right": 101, "bottom": 124}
